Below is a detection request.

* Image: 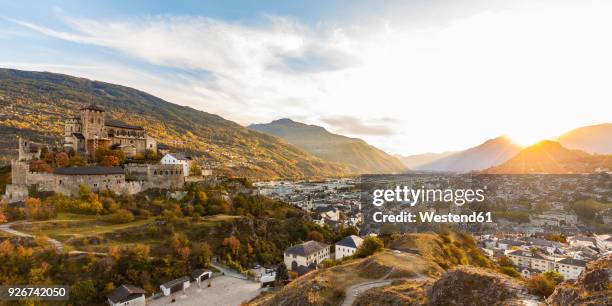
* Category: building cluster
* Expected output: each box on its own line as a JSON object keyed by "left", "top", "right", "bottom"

{"left": 283, "top": 235, "right": 364, "bottom": 275}
{"left": 1, "top": 104, "right": 211, "bottom": 203}
{"left": 256, "top": 178, "right": 362, "bottom": 228}
{"left": 477, "top": 233, "right": 612, "bottom": 280}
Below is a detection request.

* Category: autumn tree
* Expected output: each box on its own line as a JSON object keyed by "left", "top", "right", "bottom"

{"left": 0, "top": 211, "right": 7, "bottom": 224}
{"left": 69, "top": 155, "right": 86, "bottom": 167}
{"left": 191, "top": 242, "right": 212, "bottom": 267}
{"left": 145, "top": 149, "right": 158, "bottom": 161}
{"left": 170, "top": 233, "right": 190, "bottom": 260}
{"left": 189, "top": 163, "right": 202, "bottom": 176}
{"left": 307, "top": 231, "right": 324, "bottom": 243}
{"left": 55, "top": 152, "right": 70, "bottom": 168}
{"left": 101, "top": 155, "right": 120, "bottom": 167}
{"left": 29, "top": 160, "right": 52, "bottom": 173}
{"left": 223, "top": 236, "right": 241, "bottom": 256}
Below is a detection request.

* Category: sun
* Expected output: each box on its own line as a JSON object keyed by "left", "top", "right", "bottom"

{"left": 507, "top": 132, "right": 546, "bottom": 147}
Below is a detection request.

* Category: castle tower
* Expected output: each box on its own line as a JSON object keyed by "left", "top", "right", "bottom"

{"left": 80, "top": 104, "right": 106, "bottom": 140}
{"left": 18, "top": 137, "right": 41, "bottom": 161}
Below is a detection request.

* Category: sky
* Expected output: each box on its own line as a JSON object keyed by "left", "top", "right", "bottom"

{"left": 1, "top": 0, "right": 611, "bottom": 155}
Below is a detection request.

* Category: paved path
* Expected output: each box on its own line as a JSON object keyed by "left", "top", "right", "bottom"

{"left": 210, "top": 261, "right": 249, "bottom": 280}
{"left": 148, "top": 274, "right": 263, "bottom": 306}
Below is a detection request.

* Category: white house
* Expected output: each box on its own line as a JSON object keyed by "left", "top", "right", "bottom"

{"left": 191, "top": 269, "right": 212, "bottom": 288}
{"left": 106, "top": 284, "right": 146, "bottom": 306}
{"left": 335, "top": 235, "right": 363, "bottom": 260}
{"left": 160, "top": 276, "right": 190, "bottom": 296}
{"left": 555, "top": 258, "right": 587, "bottom": 280}
{"left": 161, "top": 153, "right": 192, "bottom": 177}
{"left": 284, "top": 240, "right": 330, "bottom": 275}
{"left": 507, "top": 250, "right": 556, "bottom": 272}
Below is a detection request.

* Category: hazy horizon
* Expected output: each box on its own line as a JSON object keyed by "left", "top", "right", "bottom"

{"left": 2, "top": 0, "right": 612, "bottom": 154}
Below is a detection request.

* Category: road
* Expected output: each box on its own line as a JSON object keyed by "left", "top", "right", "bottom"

{"left": 210, "top": 261, "right": 249, "bottom": 280}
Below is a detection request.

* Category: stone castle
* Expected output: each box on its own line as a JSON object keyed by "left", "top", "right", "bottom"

{"left": 2, "top": 107, "right": 184, "bottom": 203}
{"left": 64, "top": 104, "right": 157, "bottom": 157}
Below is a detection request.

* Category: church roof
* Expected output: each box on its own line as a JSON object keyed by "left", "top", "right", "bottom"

{"left": 81, "top": 103, "right": 105, "bottom": 112}
{"left": 106, "top": 119, "right": 144, "bottom": 130}
{"left": 54, "top": 167, "right": 125, "bottom": 175}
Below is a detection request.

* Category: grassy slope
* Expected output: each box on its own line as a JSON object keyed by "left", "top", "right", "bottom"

{"left": 0, "top": 68, "right": 352, "bottom": 179}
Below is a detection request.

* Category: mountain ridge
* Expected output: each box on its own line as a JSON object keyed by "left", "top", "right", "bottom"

{"left": 482, "top": 140, "right": 612, "bottom": 174}
{"left": 557, "top": 123, "right": 612, "bottom": 154}
{"left": 248, "top": 118, "right": 406, "bottom": 173}
{"left": 415, "top": 136, "right": 522, "bottom": 173}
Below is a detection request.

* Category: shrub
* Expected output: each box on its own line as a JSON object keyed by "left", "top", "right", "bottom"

{"left": 526, "top": 273, "right": 560, "bottom": 297}
{"left": 104, "top": 209, "right": 134, "bottom": 224}
{"left": 354, "top": 236, "right": 384, "bottom": 258}
{"left": 499, "top": 266, "right": 520, "bottom": 277}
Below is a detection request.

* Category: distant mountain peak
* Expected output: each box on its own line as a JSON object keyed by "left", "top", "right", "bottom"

{"left": 270, "top": 118, "right": 296, "bottom": 124}
{"left": 557, "top": 122, "right": 612, "bottom": 154}
{"left": 416, "top": 135, "right": 522, "bottom": 173}
{"left": 482, "top": 140, "right": 609, "bottom": 174}
{"left": 249, "top": 119, "right": 406, "bottom": 173}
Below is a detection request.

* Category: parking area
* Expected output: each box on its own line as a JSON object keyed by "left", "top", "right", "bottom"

{"left": 148, "top": 274, "right": 263, "bottom": 306}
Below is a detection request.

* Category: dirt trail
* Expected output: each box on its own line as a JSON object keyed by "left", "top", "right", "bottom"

{"left": 0, "top": 221, "right": 107, "bottom": 255}
{"left": 341, "top": 267, "right": 427, "bottom": 306}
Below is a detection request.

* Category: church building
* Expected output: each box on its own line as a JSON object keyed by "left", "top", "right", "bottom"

{"left": 63, "top": 104, "right": 157, "bottom": 158}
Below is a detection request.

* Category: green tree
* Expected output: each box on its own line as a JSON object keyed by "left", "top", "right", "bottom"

{"left": 69, "top": 280, "right": 97, "bottom": 306}
{"left": 307, "top": 231, "right": 324, "bottom": 243}
{"left": 69, "top": 154, "right": 86, "bottom": 166}
{"left": 275, "top": 263, "right": 289, "bottom": 286}
{"left": 354, "top": 236, "right": 384, "bottom": 258}
{"left": 189, "top": 163, "right": 202, "bottom": 176}
{"left": 79, "top": 185, "right": 90, "bottom": 199}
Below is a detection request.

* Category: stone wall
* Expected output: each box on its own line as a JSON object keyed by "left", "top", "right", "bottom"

{"left": 53, "top": 173, "right": 127, "bottom": 196}
{"left": 125, "top": 163, "right": 184, "bottom": 190}
{"left": 10, "top": 160, "right": 27, "bottom": 185}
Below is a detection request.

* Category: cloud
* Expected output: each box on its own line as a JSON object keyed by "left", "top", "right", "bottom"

{"left": 6, "top": 2, "right": 612, "bottom": 155}
{"left": 320, "top": 115, "right": 395, "bottom": 136}
{"left": 7, "top": 15, "right": 362, "bottom": 123}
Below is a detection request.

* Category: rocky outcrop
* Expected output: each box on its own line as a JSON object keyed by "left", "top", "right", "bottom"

{"left": 427, "top": 266, "right": 540, "bottom": 306}
{"left": 547, "top": 255, "right": 611, "bottom": 306}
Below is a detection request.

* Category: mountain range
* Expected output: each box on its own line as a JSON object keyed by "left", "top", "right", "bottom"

{"left": 483, "top": 140, "right": 612, "bottom": 174}
{"left": 412, "top": 136, "right": 522, "bottom": 173}
{"left": 558, "top": 123, "right": 612, "bottom": 154}
{"left": 398, "top": 124, "right": 612, "bottom": 173}
{"left": 248, "top": 119, "right": 406, "bottom": 173}
{"left": 395, "top": 151, "right": 457, "bottom": 169}
{"left": 0, "top": 68, "right": 353, "bottom": 179}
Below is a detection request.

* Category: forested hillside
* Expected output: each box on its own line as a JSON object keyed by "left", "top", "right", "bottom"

{"left": 0, "top": 69, "right": 352, "bottom": 178}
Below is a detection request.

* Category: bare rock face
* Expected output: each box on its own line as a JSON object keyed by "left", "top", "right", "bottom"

{"left": 427, "top": 266, "right": 539, "bottom": 306}
{"left": 547, "top": 255, "right": 611, "bottom": 306}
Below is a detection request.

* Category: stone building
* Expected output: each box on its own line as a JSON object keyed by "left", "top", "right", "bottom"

{"left": 53, "top": 167, "right": 127, "bottom": 196}
{"left": 63, "top": 104, "right": 157, "bottom": 158}
{"left": 2, "top": 138, "right": 183, "bottom": 202}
